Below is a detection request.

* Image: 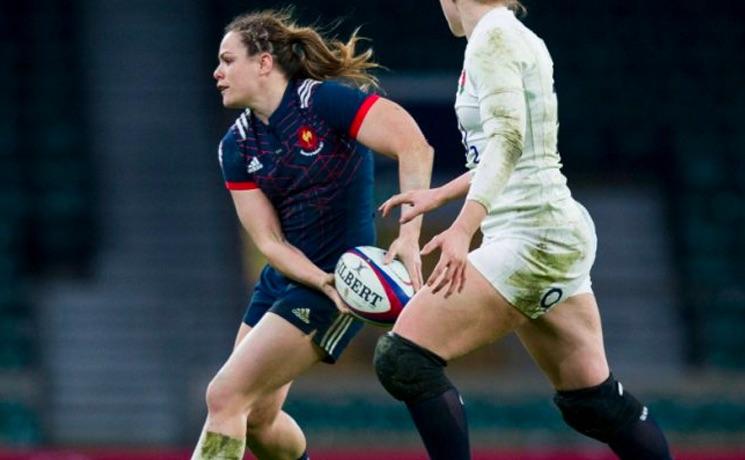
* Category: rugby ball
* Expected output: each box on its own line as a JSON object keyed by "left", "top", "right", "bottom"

{"left": 334, "top": 246, "right": 414, "bottom": 326}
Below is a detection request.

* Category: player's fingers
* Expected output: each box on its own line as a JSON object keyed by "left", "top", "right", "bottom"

{"left": 430, "top": 259, "right": 453, "bottom": 293}
{"left": 400, "top": 204, "right": 423, "bottom": 224}
{"left": 426, "top": 258, "right": 447, "bottom": 287}
{"left": 440, "top": 263, "right": 459, "bottom": 297}
{"left": 325, "top": 286, "right": 350, "bottom": 314}
{"left": 421, "top": 235, "right": 441, "bottom": 256}
{"left": 457, "top": 262, "right": 467, "bottom": 293}
{"left": 378, "top": 193, "right": 411, "bottom": 217}
{"left": 383, "top": 247, "right": 396, "bottom": 265}
{"left": 445, "top": 265, "right": 458, "bottom": 298}
{"left": 431, "top": 267, "right": 451, "bottom": 294}
{"left": 406, "top": 259, "right": 422, "bottom": 292}
{"left": 413, "top": 261, "right": 423, "bottom": 292}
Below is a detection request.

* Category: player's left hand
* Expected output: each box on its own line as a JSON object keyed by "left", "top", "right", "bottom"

{"left": 385, "top": 235, "right": 423, "bottom": 292}
{"left": 421, "top": 224, "right": 470, "bottom": 297}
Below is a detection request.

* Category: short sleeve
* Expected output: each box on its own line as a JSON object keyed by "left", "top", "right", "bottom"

{"left": 218, "top": 128, "right": 257, "bottom": 191}
{"left": 310, "top": 80, "right": 380, "bottom": 139}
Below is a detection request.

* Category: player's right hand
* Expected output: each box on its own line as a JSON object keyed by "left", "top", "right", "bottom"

{"left": 318, "top": 273, "right": 351, "bottom": 314}
{"left": 421, "top": 224, "right": 470, "bottom": 297}
{"left": 378, "top": 188, "right": 445, "bottom": 224}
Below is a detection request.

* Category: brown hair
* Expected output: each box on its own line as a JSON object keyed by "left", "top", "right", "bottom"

{"left": 225, "top": 9, "right": 380, "bottom": 90}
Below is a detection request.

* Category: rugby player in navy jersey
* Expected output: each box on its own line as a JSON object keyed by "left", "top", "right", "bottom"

{"left": 190, "top": 9, "right": 433, "bottom": 460}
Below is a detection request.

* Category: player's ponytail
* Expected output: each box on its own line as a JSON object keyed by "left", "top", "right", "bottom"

{"left": 226, "top": 9, "right": 380, "bottom": 90}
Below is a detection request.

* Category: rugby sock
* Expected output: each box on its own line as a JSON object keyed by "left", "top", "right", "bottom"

{"left": 406, "top": 387, "right": 470, "bottom": 460}
{"left": 608, "top": 413, "right": 673, "bottom": 460}
{"left": 192, "top": 431, "right": 245, "bottom": 460}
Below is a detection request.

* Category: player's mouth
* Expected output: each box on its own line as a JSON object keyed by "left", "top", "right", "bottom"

{"left": 217, "top": 85, "right": 229, "bottom": 93}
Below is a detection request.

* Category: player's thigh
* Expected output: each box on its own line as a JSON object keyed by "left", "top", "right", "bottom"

{"left": 393, "top": 261, "right": 528, "bottom": 361}
{"left": 230, "top": 322, "right": 294, "bottom": 427}
{"left": 515, "top": 293, "right": 610, "bottom": 391}
{"left": 213, "top": 312, "right": 324, "bottom": 402}
{"left": 234, "top": 322, "right": 252, "bottom": 349}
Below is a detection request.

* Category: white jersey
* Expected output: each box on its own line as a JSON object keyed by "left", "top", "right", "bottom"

{"left": 456, "top": 6, "right": 573, "bottom": 235}
{"left": 457, "top": 7, "right": 598, "bottom": 318}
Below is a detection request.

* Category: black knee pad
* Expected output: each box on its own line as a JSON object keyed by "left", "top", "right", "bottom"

{"left": 373, "top": 332, "right": 453, "bottom": 403}
{"left": 553, "top": 374, "right": 645, "bottom": 443}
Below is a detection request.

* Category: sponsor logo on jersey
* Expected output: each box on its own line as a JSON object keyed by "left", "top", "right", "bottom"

{"left": 291, "top": 307, "right": 311, "bottom": 324}
{"left": 297, "top": 126, "right": 324, "bottom": 156}
{"left": 247, "top": 156, "right": 263, "bottom": 173}
{"left": 458, "top": 69, "right": 466, "bottom": 95}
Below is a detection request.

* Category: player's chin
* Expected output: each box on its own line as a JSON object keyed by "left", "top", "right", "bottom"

{"left": 220, "top": 95, "right": 243, "bottom": 109}
{"left": 449, "top": 26, "right": 466, "bottom": 38}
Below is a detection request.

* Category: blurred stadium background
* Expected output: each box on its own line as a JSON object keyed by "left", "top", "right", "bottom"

{"left": 1, "top": 0, "right": 744, "bottom": 458}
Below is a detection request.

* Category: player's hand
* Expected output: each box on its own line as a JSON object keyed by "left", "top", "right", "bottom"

{"left": 421, "top": 224, "right": 471, "bottom": 297}
{"left": 384, "top": 235, "right": 423, "bottom": 292}
{"left": 379, "top": 188, "right": 445, "bottom": 224}
{"left": 318, "top": 273, "right": 350, "bottom": 314}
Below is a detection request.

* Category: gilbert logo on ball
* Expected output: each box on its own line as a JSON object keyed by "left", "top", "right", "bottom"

{"left": 334, "top": 246, "right": 414, "bottom": 326}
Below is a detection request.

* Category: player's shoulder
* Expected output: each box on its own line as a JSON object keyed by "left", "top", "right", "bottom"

{"left": 301, "top": 78, "right": 367, "bottom": 107}
{"left": 223, "top": 109, "right": 252, "bottom": 142}
{"left": 295, "top": 78, "right": 323, "bottom": 109}
{"left": 468, "top": 9, "right": 523, "bottom": 54}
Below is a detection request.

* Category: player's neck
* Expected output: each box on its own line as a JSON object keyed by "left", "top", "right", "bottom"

{"left": 461, "top": 3, "right": 505, "bottom": 40}
{"left": 252, "top": 77, "right": 289, "bottom": 125}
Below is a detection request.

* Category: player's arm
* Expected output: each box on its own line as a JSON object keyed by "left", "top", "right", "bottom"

{"left": 378, "top": 171, "right": 472, "bottom": 224}
{"left": 423, "top": 29, "right": 527, "bottom": 296}
{"left": 355, "top": 97, "right": 434, "bottom": 290}
{"left": 230, "top": 189, "right": 349, "bottom": 313}
{"left": 464, "top": 28, "right": 526, "bottom": 221}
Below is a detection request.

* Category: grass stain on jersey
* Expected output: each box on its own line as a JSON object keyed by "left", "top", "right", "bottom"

{"left": 506, "top": 239, "right": 583, "bottom": 319}
{"left": 196, "top": 432, "right": 245, "bottom": 460}
{"left": 466, "top": 26, "right": 526, "bottom": 205}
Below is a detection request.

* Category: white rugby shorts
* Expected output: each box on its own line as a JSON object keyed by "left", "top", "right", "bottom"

{"left": 468, "top": 201, "right": 597, "bottom": 319}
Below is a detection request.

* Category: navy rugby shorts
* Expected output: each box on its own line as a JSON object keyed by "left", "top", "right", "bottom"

{"left": 244, "top": 266, "right": 364, "bottom": 363}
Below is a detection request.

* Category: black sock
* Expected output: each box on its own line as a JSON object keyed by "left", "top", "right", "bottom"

{"left": 608, "top": 411, "right": 672, "bottom": 460}
{"left": 405, "top": 387, "right": 470, "bottom": 460}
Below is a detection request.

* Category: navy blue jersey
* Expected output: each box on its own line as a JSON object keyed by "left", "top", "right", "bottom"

{"left": 218, "top": 79, "right": 379, "bottom": 271}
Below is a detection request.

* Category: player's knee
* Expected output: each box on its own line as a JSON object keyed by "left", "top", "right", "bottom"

{"left": 205, "top": 375, "right": 246, "bottom": 418}
{"left": 373, "top": 332, "right": 452, "bottom": 403}
{"left": 553, "top": 374, "right": 645, "bottom": 443}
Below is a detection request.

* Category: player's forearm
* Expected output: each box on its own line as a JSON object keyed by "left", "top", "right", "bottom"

{"left": 397, "top": 142, "right": 434, "bottom": 239}
{"left": 452, "top": 199, "right": 488, "bottom": 239}
{"left": 435, "top": 171, "right": 473, "bottom": 203}
{"left": 258, "top": 239, "right": 328, "bottom": 290}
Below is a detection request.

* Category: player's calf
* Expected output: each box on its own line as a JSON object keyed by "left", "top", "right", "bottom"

{"left": 375, "top": 332, "right": 471, "bottom": 460}
{"left": 553, "top": 374, "right": 672, "bottom": 460}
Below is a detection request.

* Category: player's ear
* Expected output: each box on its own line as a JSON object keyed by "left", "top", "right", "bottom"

{"left": 257, "top": 52, "right": 274, "bottom": 76}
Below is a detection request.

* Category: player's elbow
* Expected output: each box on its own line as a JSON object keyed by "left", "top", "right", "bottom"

{"left": 252, "top": 233, "right": 285, "bottom": 263}
{"left": 397, "top": 138, "right": 434, "bottom": 167}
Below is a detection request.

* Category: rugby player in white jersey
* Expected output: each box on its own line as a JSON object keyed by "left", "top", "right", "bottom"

{"left": 374, "top": 1, "right": 673, "bottom": 459}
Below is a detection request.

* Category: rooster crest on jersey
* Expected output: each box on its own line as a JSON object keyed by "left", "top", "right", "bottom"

{"left": 297, "top": 125, "right": 324, "bottom": 156}
{"left": 334, "top": 246, "right": 414, "bottom": 326}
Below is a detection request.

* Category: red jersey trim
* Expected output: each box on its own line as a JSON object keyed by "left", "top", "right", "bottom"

{"left": 348, "top": 94, "right": 380, "bottom": 139}
{"left": 225, "top": 181, "right": 258, "bottom": 190}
